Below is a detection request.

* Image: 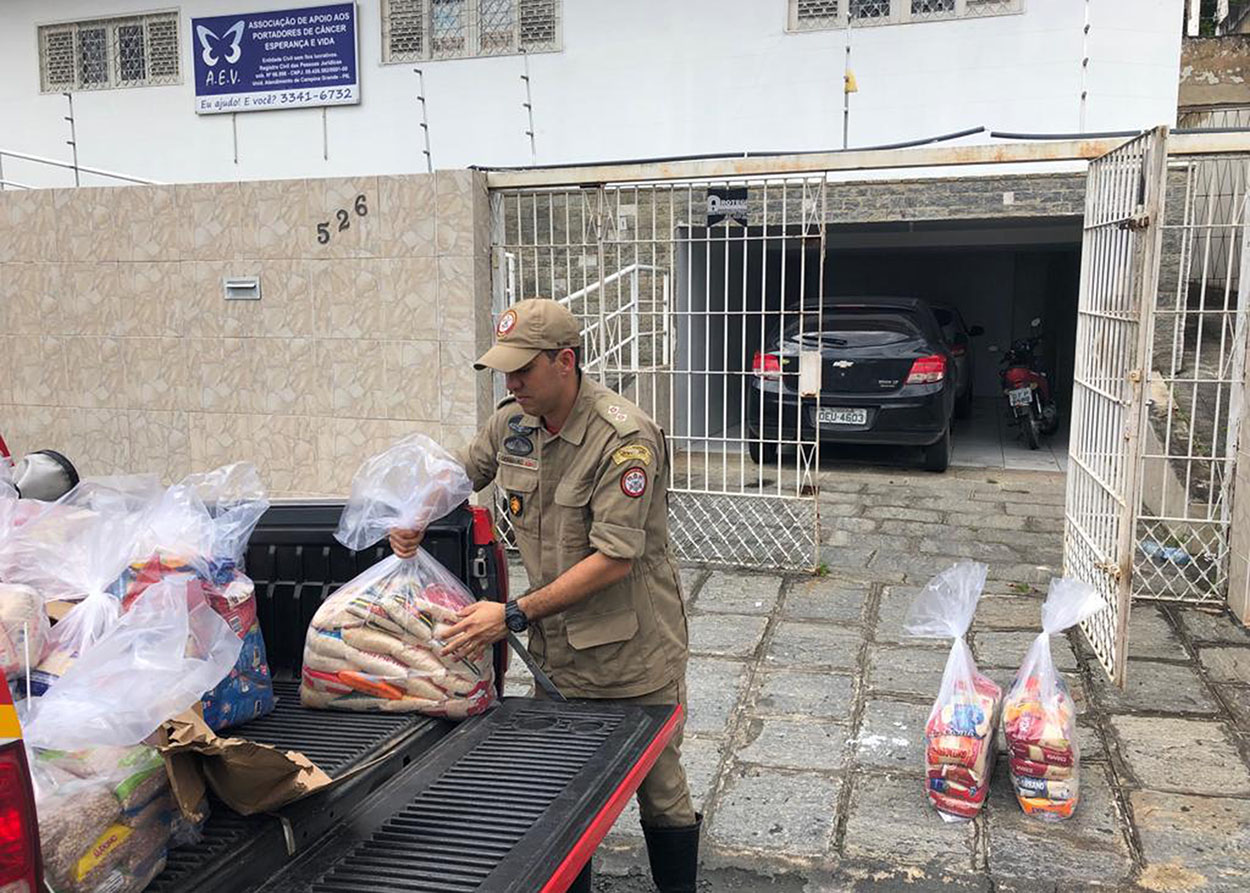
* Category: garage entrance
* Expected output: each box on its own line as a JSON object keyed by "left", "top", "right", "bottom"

{"left": 676, "top": 220, "right": 1083, "bottom": 474}
{"left": 485, "top": 134, "right": 1250, "bottom": 679}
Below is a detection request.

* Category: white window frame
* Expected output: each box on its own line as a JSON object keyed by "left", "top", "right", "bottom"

{"left": 787, "top": 0, "right": 1023, "bottom": 31}
{"left": 37, "top": 9, "right": 181, "bottom": 93}
{"left": 382, "top": 0, "right": 562, "bottom": 63}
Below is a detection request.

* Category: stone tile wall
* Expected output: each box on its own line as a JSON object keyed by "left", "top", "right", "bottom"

{"left": 0, "top": 170, "right": 494, "bottom": 496}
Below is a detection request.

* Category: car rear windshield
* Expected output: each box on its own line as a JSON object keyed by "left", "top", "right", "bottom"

{"left": 784, "top": 308, "right": 926, "bottom": 348}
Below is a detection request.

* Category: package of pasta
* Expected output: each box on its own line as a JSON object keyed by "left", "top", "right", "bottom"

{"left": 1002, "top": 577, "right": 1104, "bottom": 822}
{"left": 904, "top": 561, "right": 1001, "bottom": 822}
{"left": 300, "top": 434, "right": 495, "bottom": 719}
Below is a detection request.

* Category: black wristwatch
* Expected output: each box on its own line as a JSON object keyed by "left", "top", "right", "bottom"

{"left": 505, "top": 599, "right": 530, "bottom": 633}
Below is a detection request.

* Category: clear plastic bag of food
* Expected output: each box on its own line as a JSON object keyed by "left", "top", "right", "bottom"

{"left": 126, "top": 465, "right": 276, "bottom": 730}
{"left": 6, "top": 476, "right": 162, "bottom": 694}
{"left": 301, "top": 435, "right": 494, "bottom": 718}
{"left": 1003, "top": 577, "right": 1104, "bottom": 821}
{"left": 0, "top": 582, "right": 48, "bottom": 698}
{"left": 904, "top": 560, "right": 1001, "bottom": 822}
{"left": 24, "top": 575, "right": 242, "bottom": 751}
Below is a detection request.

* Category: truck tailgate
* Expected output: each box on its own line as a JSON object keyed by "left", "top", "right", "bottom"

{"left": 148, "top": 680, "right": 451, "bottom": 893}
{"left": 257, "top": 697, "right": 680, "bottom": 893}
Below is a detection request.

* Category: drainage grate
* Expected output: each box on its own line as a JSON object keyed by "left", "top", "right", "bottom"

{"left": 147, "top": 680, "right": 441, "bottom": 893}
{"left": 310, "top": 706, "right": 621, "bottom": 893}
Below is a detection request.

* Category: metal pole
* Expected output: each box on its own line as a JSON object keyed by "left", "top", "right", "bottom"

{"left": 1187, "top": 0, "right": 1202, "bottom": 36}
{"left": 415, "top": 68, "right": 433, "bottom": 173}
{"left": 0, "top": 153, "right": 5, "bottom": 191}
{"left": 232, "top": 112, "right": 239, "bottom": 164}
{"left": 322, "top": 107, "right": 329, "bottom": 161}
{"left": 63, "top": 92, "right": 79, "bottom": 186}
{"left": 842, "top": 21, "right": 852, "bottom": 150}
{"left": 521, "top": 50, "right": 536, "bottom": 164}
{"left": 1079, "top": 0, "right": 1090, "bottom": 133}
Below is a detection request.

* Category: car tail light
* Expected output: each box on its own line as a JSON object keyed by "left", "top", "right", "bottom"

{"left": 752, "top": 351, "right": 782, "bottom": 379}
{"left": 906, "top": 354, "right": 947, "bottom": 385}
{"left": 0, "top": 740, "right": 41, "bottom": 893}
{"left": 468, "top": 505, "right": 494, "bottom": 547}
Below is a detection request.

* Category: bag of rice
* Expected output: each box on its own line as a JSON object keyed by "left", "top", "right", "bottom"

{"left": 300, "top": 434, "right": 495, "bottom": 719}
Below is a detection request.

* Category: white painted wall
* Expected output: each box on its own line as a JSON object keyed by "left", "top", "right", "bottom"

{"left": 0, "top": 0, "right": 1183, "bottom": 188}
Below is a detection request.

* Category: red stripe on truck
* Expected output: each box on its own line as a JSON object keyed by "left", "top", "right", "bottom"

{"left": 539, "top": 703, "right": 684, "bottom": 893}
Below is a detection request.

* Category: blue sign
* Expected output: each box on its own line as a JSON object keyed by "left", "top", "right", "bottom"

{"left": 192, "top": 3, "right": 359, "bottom": 115}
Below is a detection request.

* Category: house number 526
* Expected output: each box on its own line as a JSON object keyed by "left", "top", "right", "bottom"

{"left": 316, "top": 194, "right": 368, "bottom": 245}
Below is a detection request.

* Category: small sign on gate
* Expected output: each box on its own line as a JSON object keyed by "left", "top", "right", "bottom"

{"left": 707, "top": 188, "right": 749, "bottom": 226}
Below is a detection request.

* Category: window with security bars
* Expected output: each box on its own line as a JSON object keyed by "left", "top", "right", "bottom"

{"left": 38, "top": 11, "right": 180, "bottom": 92}
{"left": 383, "top": 0, "right": 561, "bottom": 62}
{"left": 787, "top": 0, "right": 1020, "bottom": 30}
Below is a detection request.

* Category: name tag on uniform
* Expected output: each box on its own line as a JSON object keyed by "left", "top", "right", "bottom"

{"left": 498, "top": 453, "right": 539, "bottom": 470}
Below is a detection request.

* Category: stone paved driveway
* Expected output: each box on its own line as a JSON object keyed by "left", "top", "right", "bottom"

{"left": 508, "top": 465, "right": 1250, "bottom": 891}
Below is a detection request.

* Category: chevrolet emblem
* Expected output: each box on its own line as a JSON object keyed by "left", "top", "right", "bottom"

{"left": 832, "top": 360, "right": 854, "bottom": 369}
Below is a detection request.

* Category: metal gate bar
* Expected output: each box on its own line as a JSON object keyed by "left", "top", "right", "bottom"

{"left": 1134, "top": 155, "right": 1250, "bottom": 603}
{"left": 1065, "top": 128, "right": 1169, "bottom": 685}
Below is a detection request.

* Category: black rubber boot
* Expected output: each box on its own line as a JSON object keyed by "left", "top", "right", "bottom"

{"left": 567, "top": 858, "right": 593, "bottom": 893}
{"left": 641, "top": 813, "right": 702, "bottom": 892}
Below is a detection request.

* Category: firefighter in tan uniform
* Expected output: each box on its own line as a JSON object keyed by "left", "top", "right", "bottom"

{"left": 389, "top": 299, "right": 699, "bottom": 892}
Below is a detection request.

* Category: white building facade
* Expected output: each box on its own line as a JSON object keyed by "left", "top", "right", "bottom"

{"left": 1, "top": 0, "right": 1184, "bottom": 188}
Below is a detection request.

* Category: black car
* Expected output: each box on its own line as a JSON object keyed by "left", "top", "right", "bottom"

{"left": 931, "top": 302, "right": 984, "bottom": 419}
{"left": 747, "top": 297, "right": 957, "bottom": 472}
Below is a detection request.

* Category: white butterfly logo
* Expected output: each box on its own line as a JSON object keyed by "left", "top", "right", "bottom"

{"left": 196, "top": 20, "right": 245, "bottom": 66}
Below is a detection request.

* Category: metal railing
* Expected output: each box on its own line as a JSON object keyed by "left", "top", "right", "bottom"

{"left": 554, "top": 262, "right": 670, "bottom": 377}
{"left": 0, "top": 147, "right": 159, "bottom": 190}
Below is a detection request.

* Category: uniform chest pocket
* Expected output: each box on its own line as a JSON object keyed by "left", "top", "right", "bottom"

{"left": 499, "top": 464, "right": 539, "bottom": 533}
{"left": 554, "top": 477, "right": 596, "bottom": 554}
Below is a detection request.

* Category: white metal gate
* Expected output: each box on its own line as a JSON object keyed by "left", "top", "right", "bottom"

{"left": 1134, "top": 154, "right": 1250, "bottom": 604}
{"left": 490, "top": 178, "right": 829, "bottom": 569}
{"left": 1065, "top": 128, "right": 1169, "bottom": 685}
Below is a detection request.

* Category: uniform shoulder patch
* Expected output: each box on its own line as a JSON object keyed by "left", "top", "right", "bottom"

{"left": 620, "top": 467, "right": 648, "bottom": 498}
{"left": 595, "top": 398, "right": 641, "bottom": 436}
{"left": 611, "top": 443, "right": 654, "bottom": 466}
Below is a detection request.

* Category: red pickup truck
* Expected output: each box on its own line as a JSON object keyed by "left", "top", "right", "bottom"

{"left": 0, "top": 499, "right": 679, "bottom": 893}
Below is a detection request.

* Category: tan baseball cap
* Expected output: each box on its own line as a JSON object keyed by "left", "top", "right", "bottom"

{"left": 474, "top": 299, "right": 582, "bottom": 372}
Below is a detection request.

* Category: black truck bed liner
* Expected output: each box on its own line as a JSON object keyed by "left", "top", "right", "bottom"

{"left": 149, "top": 680, "right": 450, "bottom": 893}
{"left": 259, "top": 698, "right": 678, "bottom": 893}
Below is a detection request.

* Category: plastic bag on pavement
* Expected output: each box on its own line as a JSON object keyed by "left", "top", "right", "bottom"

{"left": 24, "top": 575, "right": 242, "bottom": 751}
{"left": 118, "top": 464, "right": 276, "bottom": 730}
{"left": 1003, "top": 577, "right": 1104, "bottom": 821}
{"left": 904, "top": 561, "right": 1001, "bottom": 822}
{"left": 301, "top": 435, "right": 494, "bottom": 718}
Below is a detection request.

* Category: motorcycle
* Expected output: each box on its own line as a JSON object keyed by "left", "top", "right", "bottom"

{"left": 998, "top": 319, "right": 1059, "bottom": 450}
